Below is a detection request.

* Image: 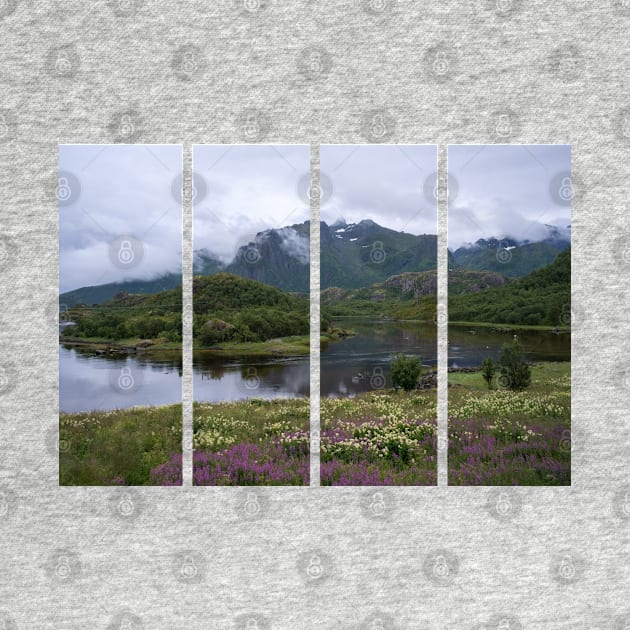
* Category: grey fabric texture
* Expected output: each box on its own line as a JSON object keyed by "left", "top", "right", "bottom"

{"left": 1, "top": 1, "right": 628, "bottom": 628}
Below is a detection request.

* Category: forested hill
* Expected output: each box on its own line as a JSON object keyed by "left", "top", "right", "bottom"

{"left": 60, "top": 273, "right": 181, "bottom": 307}
{"left": 448, "top": 247, "right": 571, "bottom": 326}
{"left": 193, "top": 273, "right": 310, "bottom": 346}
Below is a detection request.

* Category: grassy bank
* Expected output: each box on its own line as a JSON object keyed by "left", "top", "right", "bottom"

{"left": 449, "top": 321, "right": 570, "bottom": 332}
{"left": 321, "top": 390, "right": 438, "bottom": 485}
{"left": 448, "top": 361, "right": 570, "bottom": 485}
{"left": 194, "top": 335, "right": 310, "bottom": 356}
{"left": 192, "top": 398, "right": 310, "bottom": 485}
{"left": 59, "top": 404, "right": 182, "bottom": 486}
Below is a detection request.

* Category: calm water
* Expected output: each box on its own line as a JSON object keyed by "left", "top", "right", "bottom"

{"left": 448, "top": 324, "right": 570, "bottom": 367}
{"left": 320, "top": 319, "right": 570, "bottom": 397}
{"left": 60, "top": 320, "right": 570, "bottom": 411}
{"left": 193, "top": 352, "right": 310, "bottom": 402}
{"left": 321, "top": 319, "right": 437, "bottom": 398}
{"left": 59, "top": 345, "right": 183, "bottom": 413}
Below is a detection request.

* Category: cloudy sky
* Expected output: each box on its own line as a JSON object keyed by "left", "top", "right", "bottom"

{"left": 448, "top": 144, "right": 571, "bottom": 250}
{"left": 193, "top": 145, "right": 310, "bottom": 262}
{"left": 59, "top": 145, "right": 182, "bottom": 294}
{"left": 320, "top": 144, "right": 438, "bottom": 236}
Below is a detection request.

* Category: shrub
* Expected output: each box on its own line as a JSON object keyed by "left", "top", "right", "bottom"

{"left": 481, "top": 357, "right": 496, "bottom": 389}
{"left": 498, "top": 339, "right": 531, "bottom": 391}
{"left": 390, "top": 353, "right": 422, "bottom": 391}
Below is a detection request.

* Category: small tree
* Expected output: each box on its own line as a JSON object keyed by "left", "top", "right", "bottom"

{"left": 498, "top": 338, "right": 531, "bottom": 391}
{"left": 481, "top": 357, "right": 496, "bottom": 389}
{"left": 390, "top": 353, "right": 422, "bottom": 391}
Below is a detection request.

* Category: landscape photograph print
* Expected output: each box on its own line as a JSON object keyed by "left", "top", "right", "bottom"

{"left": 191, "top": 144, "right": 310, "bottom": 486}
{"left": 319, "top": 144, "right": 439, "bottom": 486}
{"left": 447, "top": 144, "right": 571, "bottom": 486}
{"left": 58, "top": 144, "right": 183, "bottom": 485}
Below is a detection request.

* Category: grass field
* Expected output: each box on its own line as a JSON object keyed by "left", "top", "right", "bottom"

{"left": 59, "top": 362, "right": 569, "bottom": 486}
{"left": 59, "top": 404, "right": 182, "bottom": 486}
{"left": 320, "top": 391, "right": 438, "bottom": 485}
{"left": 448, "top": 362, "right": 570, "bottom": 485}
{"left": 192, "top": 398, "right": 310, "bottom": 485}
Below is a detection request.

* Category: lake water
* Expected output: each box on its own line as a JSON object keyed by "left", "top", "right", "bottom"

{"left": 448, "top": 324, "right": 570, "bottom": 367}
{"left": 321, "top": 319, "right": 570, "bottom": 397}
{"left": 321, "top": 319, "right": 437, "bottom": 398}
{"left": 60, "top": 320, "right": 570, "bottom": 411}
{"left": 193, "top": 352, "right": 310, "bottom": 402}
{"left": 59, "top": 345, "right": 183, "bottom": 413}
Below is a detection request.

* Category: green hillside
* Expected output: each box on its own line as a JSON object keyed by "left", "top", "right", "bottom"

{"left": 60, "top": 273, "right": 182, "bottom": 307}
{"left": 61, "top": 285, "right": 182, "bottom": 342}
{"left": 451, "top": 240, "right": 568, "bottom": 278}
{"left": 448, "top": 247, "right": 571, "bottom": 326}
{"left": 193, "top": 273, "right": 310, "bottom": 346}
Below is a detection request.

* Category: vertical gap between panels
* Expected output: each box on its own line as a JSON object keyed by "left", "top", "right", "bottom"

{"left": 437, "top": 145, "right": 448, "bottom": 487}
{"left": 182, "top": 144, "right": 193, "bottom": 487}
{"left": 310, "top": 145, "right": 321, "bottom": 487}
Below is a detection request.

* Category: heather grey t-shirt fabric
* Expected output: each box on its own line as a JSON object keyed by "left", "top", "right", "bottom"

{"left": 1, "top": 1, "right": 629, "bottom": 627}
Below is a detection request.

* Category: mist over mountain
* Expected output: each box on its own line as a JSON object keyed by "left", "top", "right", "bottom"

{"left": 60, "top": 219, "right": 570, "bottom": 306}
{"left": 450, "top": 224, "right": 570, "bottom": 278}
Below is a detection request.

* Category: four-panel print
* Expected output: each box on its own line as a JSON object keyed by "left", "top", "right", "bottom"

{"left": 58, "top": 144, "right": 571, "bottom": 487}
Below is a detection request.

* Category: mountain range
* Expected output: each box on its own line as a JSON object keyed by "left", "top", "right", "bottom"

{"left": 60, "top": 219, "right": 570, "bottom": 305}
{"left": 450, "top": 225, "right": 570, "bottom": 278}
